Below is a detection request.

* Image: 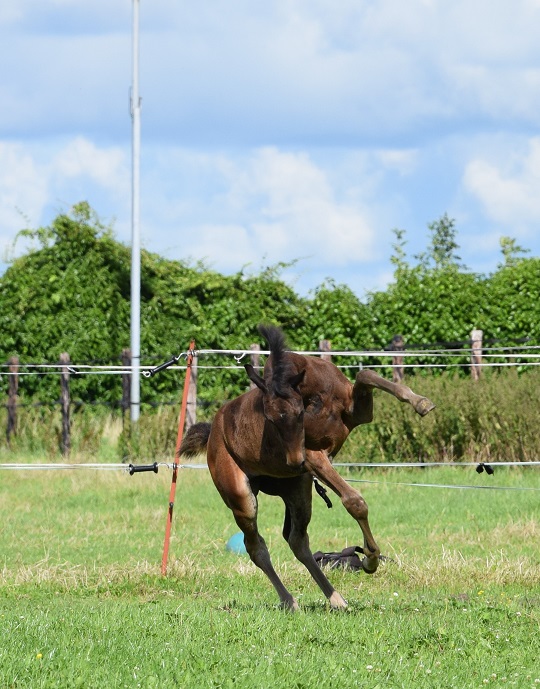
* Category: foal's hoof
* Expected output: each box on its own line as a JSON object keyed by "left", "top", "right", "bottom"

{"left": 329, "top": 591, "right": 348, "bottom": 610}
{"left": 414, "top": 396, "right": 435, "bottom": 417}
{"left": 280, "top": 597, "right": 300, "bottom": 612}
{"left": 361, "top": 556, "right": 379, "bottom": 575}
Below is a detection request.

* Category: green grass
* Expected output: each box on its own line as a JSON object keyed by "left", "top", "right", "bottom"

{"left": 1, "top": 464, "right": 539, "bottom": 688}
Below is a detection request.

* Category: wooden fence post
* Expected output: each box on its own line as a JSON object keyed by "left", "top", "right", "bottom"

{"left": 389, "top": 335, "right": 405, "bottom": 383}
{"left": 60, "top": 352, "right": 71, "bottom": 456}
{"left": 471, "top": 329, "right": 483, "bottom": 381}
{"left": 319, "top": 339, "right": 332, "bottom": 362}
{"left": 249, "top": 344, "right": 261, "bottom": 389}
{"left": 121, "top": 349, "right": 131, "bottom": 423}
{"left": 186, "top": 353, "right": 198, "bottom": 430}
{"left": 7, "top": 356, "right": 19, "bottom": 445}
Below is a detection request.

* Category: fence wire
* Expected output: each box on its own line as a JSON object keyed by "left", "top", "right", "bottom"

{"left": 1, "top": 460, "right": 539, "bottom": 493}
{"left": 1, "top": 341, "right": 540, "bottom": 376}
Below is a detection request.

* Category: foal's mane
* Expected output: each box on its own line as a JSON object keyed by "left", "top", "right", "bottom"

{"left": 258, "top": 324, "right": 295, "bottom": 398}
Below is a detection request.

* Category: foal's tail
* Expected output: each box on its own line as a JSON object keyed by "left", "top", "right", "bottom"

{"left": 178, "top": 421, "right": 212, "bottom": 458}
{"left": 258, "top": 323, "right": 288, "bottom": 356}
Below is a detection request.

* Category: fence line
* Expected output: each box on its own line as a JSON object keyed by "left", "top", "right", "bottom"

{"left": 3, "top": 343, "right": 540, "bottom": 371}
{"left": 2, "top": 460, "right": 538, "bottom": 471}
{"left": 60, "top": 352, "right": 70, "bottom": 456}
{"left": 6, "top": 356, "right": 18, "bottom": 445}
{"left": 3, "top": 330, "right": 540, "bottom": 454}
{"left": 2, "top": 355, "right": 540, "bottom": 376}
{"left": 344, "top": 478, "right": 540, "bottom": 491}
{"left": 1, "top": 461, "right": 539, "bottom": 493}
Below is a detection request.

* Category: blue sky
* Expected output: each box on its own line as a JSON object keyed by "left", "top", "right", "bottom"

{"left": 1, "top": 0, "right": 540, "bottom": 299}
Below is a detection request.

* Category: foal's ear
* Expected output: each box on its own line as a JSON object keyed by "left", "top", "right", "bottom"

{"left": 244, "top": 364, "right": 268, "bottom": 393}
{"left": 289, "top": 369, "right": 306, "bottom": 391}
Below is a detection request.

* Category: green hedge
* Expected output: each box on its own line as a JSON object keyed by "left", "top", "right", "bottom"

{"left": 1, "top": 204, "right": 539, "bottom": 422}
{"left": 2, "top": 368, "right": 538, "bottom": 463}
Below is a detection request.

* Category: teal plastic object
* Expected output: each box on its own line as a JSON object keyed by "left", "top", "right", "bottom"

{"left": 226, "top": 532, "right": 247, "bottom": 555}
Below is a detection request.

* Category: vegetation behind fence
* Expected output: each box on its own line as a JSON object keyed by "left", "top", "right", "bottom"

{"left": 2, "top": 204, "right": 540, "bottom": 405}
{"left": 2, "top": 367, "right": 539, "bottom": 464}
{"left": 2, "top": 205, "right": 540, "bottom": 461}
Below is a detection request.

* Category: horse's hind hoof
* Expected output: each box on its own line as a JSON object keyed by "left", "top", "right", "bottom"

{"left": 361, "top": 556, "right": 379, "bottom": 575}
{"left": 414, "top": 397, "right": 435, "bottom": 417}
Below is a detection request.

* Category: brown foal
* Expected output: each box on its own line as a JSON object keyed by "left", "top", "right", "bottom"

{"left": 180, "top": 325, "right": 435, "bottom": 610}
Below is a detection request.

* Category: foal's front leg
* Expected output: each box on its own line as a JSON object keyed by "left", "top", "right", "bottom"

{"left": 208, "top": 450, "right": 299, "bottom": 611}
{"left": 305, "top": 449, "right": 380, "bottom": 574}
{"left": 235, "top": 508, "right": 299, "bottom": 611}
{"left": 280, "top": 475, "right": 348, "bottom": 609}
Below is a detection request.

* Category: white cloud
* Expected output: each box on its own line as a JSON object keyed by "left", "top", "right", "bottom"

{"left": 4, "top": 1, "right": 540, "bottom": 145}
{"left": 52, "top": 137, "right": 128, "bottom": 196}
{"left": 183, "top": 224, "right": 256, "bottom": 271}
{"left": 0, "top": 137, "right": 129, "bottom": 261}
{"left": 175, "top": 147, "right": 375, "bottom": 272}
{"left": 3, "top": 1, "right": 540, "bottom": 295}
{"left": 0, "top": 0, "right": 129, "bottom": 33}
{"left": 463, "top": 137, "right": 540, "bottom": 231}
{"left": 0, "top": 6, "right": 22, "bottom": 26}
{"left": 0, "top": 142, "right": 48, "bottom": 255}
{"left": 375, "top": 149, "right": 419, "bottom": 176}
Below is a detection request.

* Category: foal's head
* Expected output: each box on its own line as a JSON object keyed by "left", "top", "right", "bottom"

{"left": 245, "top": 325, "right": 306, "bottom": 468}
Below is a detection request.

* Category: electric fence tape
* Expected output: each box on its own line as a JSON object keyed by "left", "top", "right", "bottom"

{"left": 1, "top": 461, "right": 539, "bottom": 492}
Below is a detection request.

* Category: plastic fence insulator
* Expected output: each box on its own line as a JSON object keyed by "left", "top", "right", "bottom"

{"left": 143, "top": 355, "right": 183, "bottom": 378}
{"left": 129, "top": 462, "right": 159, "bottom": 475}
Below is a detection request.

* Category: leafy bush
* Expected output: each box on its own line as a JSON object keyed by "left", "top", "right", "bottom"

{"left": 1, "top": 204, "right": 539, "bottom": 460}
{"left": 0, "top": 203, "right": 308, "bottom": 409}
{"left": 2, "top": 368, "right": 539, "bottom": 464}
{"left": 339, "top": 368, "right": 540, "bottom": 464}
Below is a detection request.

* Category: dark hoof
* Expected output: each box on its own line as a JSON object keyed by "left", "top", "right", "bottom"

{"left": 279, "top": 598, "right": 299, "bottom": 612}
{"left": 414, "top": 397, "right": 435, "bottom": 417}
{"left": 361, "top": 557, "right": 379, "bottom": 575}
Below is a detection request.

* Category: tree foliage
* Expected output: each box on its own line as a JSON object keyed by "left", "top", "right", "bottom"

{"left": 0, "top": 203, "right": 131, "bottom": 404}
{"left": 1, "top": 205, "right": 539, "bottom": 411}
{"left": 499, "top": 236, "right": 530, "bottom": 268}
{"left": 485, "top": 254, "right": 540, "bottom": 343}
{"left": 425, "top": 212, "right": 462, "bottom": 269}
{"left": 0, "top": 203, "right": 308, "bottom": 408}
{"left": 371, "top": 216, "right": 540, "bottom": 351}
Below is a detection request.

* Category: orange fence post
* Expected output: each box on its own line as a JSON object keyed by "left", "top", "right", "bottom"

{"left": 161, "top": 340, "right": 196, "bottom": 575}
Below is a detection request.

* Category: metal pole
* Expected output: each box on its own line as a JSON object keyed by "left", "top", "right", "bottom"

{"left": 130, "top": 0, "right": 141, "bottom": 422}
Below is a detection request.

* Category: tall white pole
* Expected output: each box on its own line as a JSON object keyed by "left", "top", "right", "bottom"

{"left": 130, "top": 0, "right": 141, "bottom": 423}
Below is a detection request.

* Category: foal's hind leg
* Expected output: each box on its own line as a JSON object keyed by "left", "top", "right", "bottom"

{"left": 305, "top": 449, "right": 380, "bottom": 574}
{"left": 208, "top": 450, "right": 299, "bottom": 611}
{"left": 281, "top": 475, "right": 347, "bottom": 609}
{"left": 353, "top": 369, "right": 435, "bottom": 419}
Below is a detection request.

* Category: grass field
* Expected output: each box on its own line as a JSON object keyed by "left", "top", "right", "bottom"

{"left": 1, "top": 461, "right": 539, "bottom": 688}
